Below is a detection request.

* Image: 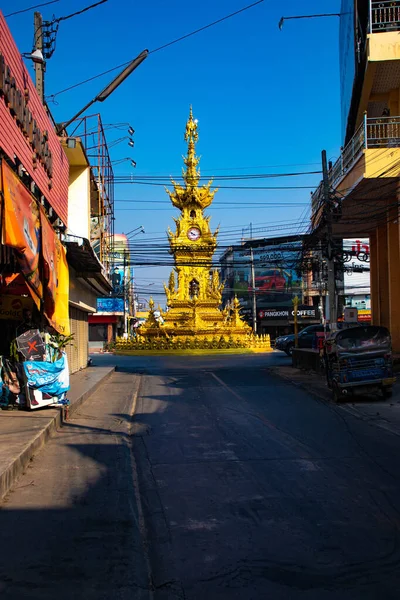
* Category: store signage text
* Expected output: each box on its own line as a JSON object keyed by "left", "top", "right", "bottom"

{"left": 259, "top": 307, "right": 317, "bottom": 320}
{"left": 0, "top": 52, "right": 53, "bottom": 178}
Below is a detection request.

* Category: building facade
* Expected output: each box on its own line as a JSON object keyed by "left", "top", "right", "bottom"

{"left": 311, "top": 0, "right": 400, "bottom": 349}
{"left": 343, "top": 238, "right": 371, "bottom": 319}
{"left": 220, "top": 235, "right": 322, "bottom": 340}
{"left": 0, "top": 12, "right": 113, "bottom": 374}
{"left": 89, "top": 233, "right": 134, "bottom": 350}
{"left": 0, "top": 12, "right": 70, "bottom": 357}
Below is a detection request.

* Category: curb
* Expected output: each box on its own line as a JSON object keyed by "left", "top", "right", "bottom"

{"left": 0, "top": 410, "right": 62, "bottom": 502}
{"left": 67, "top": 366, "right": 115, "bottom": 419}
{"left": 0, "top": 366, "right": 116, "bottom": 501}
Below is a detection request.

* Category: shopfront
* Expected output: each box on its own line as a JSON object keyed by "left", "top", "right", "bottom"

{"left": 0, "top": 12, "right": 70, "bottom": 409}
{"left": 88, "top": 297, "right": 124, "bottom": 351}
{"left": 259, "top": 305, "right": 321, "bottom": 341}
{"left": 220, "top": 235, "right": 308, "bottom": 336}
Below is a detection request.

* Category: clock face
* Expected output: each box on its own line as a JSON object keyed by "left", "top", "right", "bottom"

{"left": 187, "top": 227, "right": 201, "bottom": 241}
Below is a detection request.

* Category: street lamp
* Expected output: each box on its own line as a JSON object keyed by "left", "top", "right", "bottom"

{"left": 56, "top": 49, "right": 148, "bottom": 134}
{"left": 125, "top": 225, "right": 145, "bottom": 239}
{"left": 106, "top": 136, "right": 135, "bottom": 149}
{"left": 111, "top": 157, "right": 135, "bottom": 166}
{"left": 22, "top": 49, "right": 45, "bottom": 64}
{"left": 278, "top": 13, "right": 340, "bottom": 30}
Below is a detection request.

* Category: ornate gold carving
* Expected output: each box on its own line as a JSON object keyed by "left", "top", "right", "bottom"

{"left": 122, "top": 108, "right": 271, "bottom": 353}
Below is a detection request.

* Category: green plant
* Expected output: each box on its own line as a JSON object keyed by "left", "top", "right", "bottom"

{"left": 9, "top": 339, "right": 19, "bottom": 362}
{"left": 48, "top": 333, "right": 75, "bottom": 360}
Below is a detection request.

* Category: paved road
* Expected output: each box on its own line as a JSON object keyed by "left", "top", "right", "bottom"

{"left": 0, "top": 369, "right": 148, "bottom": 600}
{"left": 2, "top": 353, "right": 400, "bottom": 599}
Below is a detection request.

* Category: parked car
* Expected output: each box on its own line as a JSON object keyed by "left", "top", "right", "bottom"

{"left": 249, "top": 269, "right": 286, "bottom": 292}
{"left": 275, "top": 322, "right": 360, "bottom": 356}
{"left": 275, "top": 324, "right": 328, "bottom": 356}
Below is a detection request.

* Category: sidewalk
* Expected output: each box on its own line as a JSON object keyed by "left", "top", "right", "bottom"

{"left": 269, "top": 363, "right": 400, "bottom": 438}
{"left": 0, "top": 365, "right": 115, "bottom": 500}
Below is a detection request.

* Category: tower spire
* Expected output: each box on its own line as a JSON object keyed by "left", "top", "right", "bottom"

{"left": 166, "top": 106, "right": 217, "bottom": 210}
{"left": 183, "top": 105, "right": 200, "bottom": 189}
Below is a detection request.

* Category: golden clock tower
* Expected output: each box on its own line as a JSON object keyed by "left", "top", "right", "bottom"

{"left": 141, "top": 107, "right": 252, "bottom": 341}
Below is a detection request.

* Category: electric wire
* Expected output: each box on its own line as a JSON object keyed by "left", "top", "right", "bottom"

{"left": 46, "top": 0, "right": 265, "bottom": 101}
{"left": 5, "top": 0, "right": 60, "bottom": 17}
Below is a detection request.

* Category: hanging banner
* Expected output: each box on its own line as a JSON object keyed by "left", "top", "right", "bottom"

{"left": 1, "top": 162, "right": 42, "bottom": 308}
{"left": 0, "top": 273, "right": 29, "bottom": 296}
{"left": 47, "top": 238, "right": 70, "bottom": 335}
{"left": 40, "top": 206, "right": 57, "bottom": 318}
{"left": 0, "top": 294, "right": 33, "bottom": 320}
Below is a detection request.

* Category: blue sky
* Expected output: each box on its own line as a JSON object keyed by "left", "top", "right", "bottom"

{"left": 4, "top": 0, "right": 342, "bottom": 302}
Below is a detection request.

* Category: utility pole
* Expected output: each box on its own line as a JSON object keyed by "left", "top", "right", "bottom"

{"left": 318, "top": 239, "right": 325, "bottom": 328}
{"left": 34, "top": 12, "right": 45, "bottom": 103}
{"left": 322, "top": 149, "right": 337, "bottom": 330}
{"left": 250, "top": 246, "right": 257, "bottom": 334}
{"left": 123, "top": 251, "right": 128, "bottom": 338}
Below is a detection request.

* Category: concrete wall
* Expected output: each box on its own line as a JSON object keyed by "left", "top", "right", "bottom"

{"left": 69, "top": 266, "right": 96, "bottom": 313}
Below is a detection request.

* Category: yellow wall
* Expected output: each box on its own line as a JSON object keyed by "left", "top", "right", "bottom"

{"left": 368, "top": 32, "right": 400, "bottom": 61}
{"left": 364, "top": 148, "right": 400, "bottom": 178}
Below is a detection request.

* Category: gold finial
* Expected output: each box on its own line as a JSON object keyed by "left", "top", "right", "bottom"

{"left": 184, "top": 106, "right": 200, "bottom": 188}
{"left": 166, "top": 108, "right": 217, "bottom": 210}
{"left": 148, "top": 297, "right": 155, "bottom": 311}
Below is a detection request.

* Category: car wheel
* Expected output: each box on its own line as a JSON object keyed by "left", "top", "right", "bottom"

{"left": 382, "top": 387, "right": 393, "bottom": 399}
{"left": 285, "top": 344, "right": 294, "bottom": 356}
{"left": 332, "top": 383, "right": 346, "bottom": 403}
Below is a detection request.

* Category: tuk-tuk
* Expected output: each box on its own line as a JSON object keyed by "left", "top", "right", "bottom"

{"left": 325, "top": 325, "right": 396, "bottom": 402}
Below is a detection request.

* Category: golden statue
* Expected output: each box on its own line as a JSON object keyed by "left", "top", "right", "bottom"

{"left": 139, "top": 107, "right": 251, "bottom": 342}
{"left": 118, "top": 108, "right": 271, "bottom": 353}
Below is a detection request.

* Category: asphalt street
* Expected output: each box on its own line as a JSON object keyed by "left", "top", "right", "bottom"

{"left": 2, "top": 352, "right": 400, "bottom": 599}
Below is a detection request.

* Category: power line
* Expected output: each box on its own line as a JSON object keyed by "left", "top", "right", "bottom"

{"left": 54, "top": 0, "right": 107, "bottom": 23}
{"left": 150, "top": 0, "right": 264, "bottom": 54}
{"left": 115, "top": 204, "right": 309, "bottom": 211}
{"left": 112, "top": 170, "right": 321, "bottom": 182}
{"left": 5, "top": 0, "right": 59, "bottom": 17}
{"left": 46, "top": 0, "right": 265, "bottom": 101}
{"left": 115, "top": 181, "right": 315, "bottom": 190}
{"left": 115, "top": 198, "right": 311, "bottom": 205}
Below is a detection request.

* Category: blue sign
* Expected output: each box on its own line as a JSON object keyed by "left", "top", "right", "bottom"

{"left": 97, "top": 297, "right": 124, "bottom": 313}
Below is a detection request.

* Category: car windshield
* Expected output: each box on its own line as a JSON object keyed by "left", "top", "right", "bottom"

{"left": 258, "top": 270, "right": 277, "bottom": 277}
{"left": 336, "top": 326, "right": 390, "bottom": 351}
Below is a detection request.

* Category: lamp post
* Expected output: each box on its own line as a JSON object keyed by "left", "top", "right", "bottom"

{"left": 125, "top": 226, "right": 145, "bottom": 239}
{"left": 250, "top": 247, "right": 257, "bottom": 335}
{"left": 56, "top": 49, "right": 148, "bottom": 134}
{"left": 292, "top": 295, "right": 299, "bottom": 349}
{"left": 278, "top": 13, "right": 340, "bottom": 30}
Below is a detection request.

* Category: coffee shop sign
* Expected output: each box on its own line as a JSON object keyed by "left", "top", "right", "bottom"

{"left": 0, "top": 53, "right": 53, "bottom": 178}
{"left": 259, "top": 308, "right": 317, "bottom": 319}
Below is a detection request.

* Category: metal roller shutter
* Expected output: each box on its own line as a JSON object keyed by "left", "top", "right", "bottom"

{"left": 78, "top": 311, "right": 88, "bottom": 370}
{"left": 66, "top": 307, "right": 79, "bottom": 374}
{"left": 65, "top": 307, "right": 89, "bottom": 374}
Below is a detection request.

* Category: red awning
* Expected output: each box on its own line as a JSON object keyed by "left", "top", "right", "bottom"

{"left": 88, "top": 314, "right": 118, "bottom": 323}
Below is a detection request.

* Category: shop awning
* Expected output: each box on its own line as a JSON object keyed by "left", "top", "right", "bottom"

{"left": 65, "top": 238, "right": 112, "bottom": 294}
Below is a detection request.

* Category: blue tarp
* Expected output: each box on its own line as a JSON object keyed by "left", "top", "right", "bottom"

{"left": 23, "top": 354, "right": 69, "bottom": 396}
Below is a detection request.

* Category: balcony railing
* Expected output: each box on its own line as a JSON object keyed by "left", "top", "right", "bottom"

{"left": 370, "top": 1, "right": 400, "bottom": 33}
{"left": 311, "top": 115, "right": 400, "bottom": 215}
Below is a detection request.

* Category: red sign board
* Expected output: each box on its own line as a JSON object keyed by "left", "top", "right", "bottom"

{"left": 0, "top": 12, "right": 68, "bottom": 225}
